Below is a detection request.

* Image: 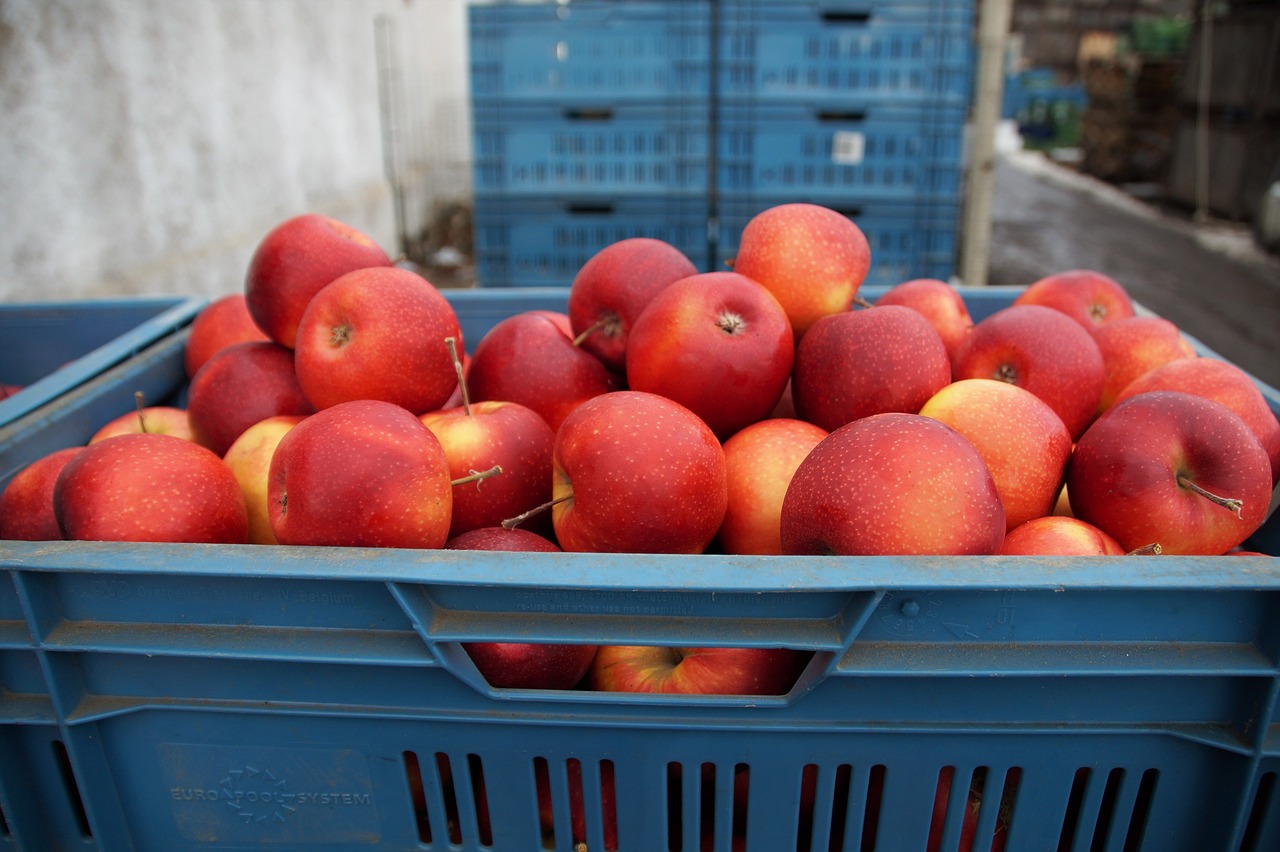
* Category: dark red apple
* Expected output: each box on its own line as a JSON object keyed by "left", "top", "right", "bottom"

{"left": 187, "top": 340, "right": 315, "bottom": 456}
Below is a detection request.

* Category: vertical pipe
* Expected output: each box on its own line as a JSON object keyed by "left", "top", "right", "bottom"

{"left": 959, "top": 0, "right": 1015, "bottom": 286}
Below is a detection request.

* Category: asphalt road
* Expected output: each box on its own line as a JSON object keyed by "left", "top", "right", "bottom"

{"left": 986, "top": 151, "right": 1280, "bottom": 390}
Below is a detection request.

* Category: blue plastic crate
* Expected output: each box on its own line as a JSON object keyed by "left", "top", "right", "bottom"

{"left": 472, "top": 195, "right": 712, "bottom": 287}
{"left": 469, "top": 1, "right": 712, "bottom": 102}
{"left": 0, "top": 298, "right": 206, "bottom": 429}
{"left": 471, "top": 100, "right": 710, "bottom": 197}
{"left": 718, "top": 0, "right": 976, "bottom": 106}
{"left": 716, "top": 195, "right": 961, "bottom": 286}
{"left": 717, "top": 102, "right": 969, "bottom": 201}
{"left": 0, "top": 288, "right": 1277, "bottom": 851}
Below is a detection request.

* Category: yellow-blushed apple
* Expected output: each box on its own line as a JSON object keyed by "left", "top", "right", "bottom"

{"left": 1013, "top": 268, "right": 1135, "bottom": 334}
{"left": 1092, "top": 315, "right": 1195, "bottom": 413}
{"left": 717, "top": 418, "right": 828, "bottom": 555}
{"left": 999, "top": 516, "right": 1126, "bottom": 555}
{"left": 919, "top": 378, "right": 1073, "bottom": 531}
{"left": 731, "top": 202, "right": 871, "bottom": 339}
{"left": 221, "top": 414, "right": 307, "bottom": 545}
{"left": 89, "top": 402, "right": 197, "bottom": 443}
{"left": 590, "top": 646, "right": 798, "bottom": 696}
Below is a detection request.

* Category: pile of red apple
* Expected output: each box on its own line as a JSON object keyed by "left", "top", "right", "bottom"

{"left": 2, "top": 206, "right": 1278, "bottom": 702}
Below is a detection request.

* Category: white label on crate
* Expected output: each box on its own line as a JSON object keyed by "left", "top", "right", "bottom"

{"left": 160, "top": 744, "right": 379, "bottom": 843}
{"left": 831, "top": 131, "right": 866, "bottom": 165}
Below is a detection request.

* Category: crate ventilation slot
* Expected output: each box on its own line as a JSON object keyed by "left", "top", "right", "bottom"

{"left": 52, "top": 739, "right": 92, "bottom": 839}
{"left": 535, "top": 756, "right": 617, "bottom": 851}
{"left": 403, "top": 750, "right": 492, "bottom": 848}
{"left": 1241, "top": 771, "right": 1278, "bottom": 852}
{"left": 1058, "top": 766, "right": 1158, "bottom": 852}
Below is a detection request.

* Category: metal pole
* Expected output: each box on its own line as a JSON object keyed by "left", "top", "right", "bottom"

{"left": 959, "top": 0, "right": 1015, "bottom": 286}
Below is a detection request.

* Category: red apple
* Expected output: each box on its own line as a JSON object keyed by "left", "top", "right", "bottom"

{"left": 0, "top": 385, "right": 21, "bottom": 400}
{"left": 625, "top": 271, "right": 795, "bottom": 440}
{"left": 731, "top": 202, "right": 871, "bottom": 338}
{"left": 420, "top": 399, "right": 556, "bottom": 540}
{"left": 1013, "top": 269, "right": 1135, "bottom": 333}
{"left": 466, "top": 310, "right": 623, "bottom": 433}
{"left": 1092, "top": 315, "right": 1196, "bottom": 413}
{"left": 243, "top": 213, "right": 392, "bottom": 348}
{"left": 293, "top": 266, "right": 462, "bottom": 413}
{"left": 874, "top": 278, "right": 974, "bottom": 370}
{"left": 54, "top": 433, "right": 248, "bottom": 543}
{"left": 780, "top": 413, "right": 1005, "bottom": 556}
{"left": 952, "top": 304, "right": 1106, "bottom": 440}
{"left": 568, "top": 237, "right": 698, "bottom": 372}
{"left": 268, "top": 399, "right": 453, "bottom": 548}
{"left": 1066, "top": 391, "right": 1272, "bottom": 554}
{"left": 999, "top": 516, "right": 1126, "bottom": 556}
{"left": 590, "top": 645, "right": 798, "bottom": 696}
{"left": 552, "top": 391, "right": 727, "bottom": 554}
{"left": 1113, "top": 357, "right": 1280, "bottom": 485}
{"left": 222, "top": 414, "right": 308, "bottom": 545}
{"left": 792, "top": 305, "right": 951, "bottom": 432}
{"left": 0, "top": 447, "right": 83, "bottom": 540}
{"left": 187, "top": 340, "right": 315, "bottom": 456}
{"left": 184, "top": 293, "right": 270, "bottom": 377}
{"left": 445, "top": 526, "right": 560, "bottom": 552}
{"left": 89, "top": 402, "right": 196, "bottom": 443}
{"left": 717, "top": 418, "right": 829, "bottom": 555}
{"left": 919, "top": 378, "right": 1073, "bottom": 531}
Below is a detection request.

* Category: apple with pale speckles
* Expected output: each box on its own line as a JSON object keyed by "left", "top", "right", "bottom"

{"left": 54, "top": 433, "right": 248, "bottom": 544}
{"left": 268, "top": 399, "right": 453, "bottom": 548}
{"left": 551, "top": 391, "right": 727, "bottom": 554}
{"left": 792, "top": 304, "right": 951, "bottom": 433}
{"left": 1092, "top": 315, "right": 1195, "bottom": 413}
{"left": 1013, "top": 268, "right": 1135, "bottom": 334}
{"left": 999, "top": 516, "right": 1126, "bottom": 556}
{"left": 780, "top": 413, "right": 1005, "bottom": 556}
{"left": 0, "top": 447, "right": 83, "bottom": 540}
{"left": 874, "top": 278, "right": 974, "bottom": 371}
{"left": 187, "top": 340, "right": 315, "bottom": 456}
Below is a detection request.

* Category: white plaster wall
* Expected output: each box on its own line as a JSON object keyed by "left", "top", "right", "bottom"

{"left": 0, "top": 0, "right": 474, "bottom": 302}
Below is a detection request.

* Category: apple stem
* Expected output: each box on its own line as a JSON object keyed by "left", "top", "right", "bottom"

{"left": 444, "top": 336, "right": 471, "bottom": 416}
{"left": 451, "top": 465, "right": 502, "bottom": 489}
{"left": 501, "top": 494, "right": 571, "bottom": 530}
{"left": 1127, "top": 542, "right": 1163, "bottom": 556}
{"left": 571, "top": 315, "right": 616, "bottom": 348}
{"left": 852, "top": 294, "right": 875, "bottom": 310}
{"left": 1176, "top": 473, "right": 1244, "bottom": 519}
{"left": 134, "top": 391, "right": 148, "bottom": 433}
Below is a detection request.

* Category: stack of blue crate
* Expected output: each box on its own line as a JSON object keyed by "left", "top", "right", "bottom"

{"left": 713, "top": 0, "right": 977, "bottom": 285}
{"left": 468, "top": 1, "right": 715, "bottom": 286}
{"left": 468, "top": 0, "right": 976, "bottom": 287}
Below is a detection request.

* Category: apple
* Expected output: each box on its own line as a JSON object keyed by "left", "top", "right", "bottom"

{"left": 919, "top": 378, "right": 1073, "bottom": 531}
{"left": 780, "top": 413, "right": 1005, "bottom": 556}
{"left": 268, "top": 399, "right": 453, "bottom": 548}
{"left": 1066, "top": 390, "right": 1272, "bottom": 554}
{"left": 625, "top": 271, "right": 794, "bottom": 440}
{"left": 551, "top": 391, "right": 727, "bottom": 554}
{"left": 444, "top": 526, "right": 560, "bottom": 552}
{"left": 293, "top": 266, "right": 462, "bottom": 413}
{"left": 874, "top": 278, "right": 974, "bottom": 371}
{"left": 1012, "top": 268, "right": 1136, "bottom": 333}
{"left": 1092, "top": 316, "right": 1195, "bottom": 413}
{"left": 1113, "top": 357, "right": 1280, "bottom": 485}
{"left": 466, "top": 310, "right": 623, "bottom": 433}
{"left": 221, "top": 414, "right": 307, "bottom": 545}
{"left": 187, "top": 340, "right": 315, "bottom": 456}
{"left": 0, "top": 447, "right": 82, "bottom": 540}
{"left": 998, "top": 516, "right": 1126, "bottom": 556}
{"left": 184, "top": 293, "right": 270, "bottom": 377}
{"left": 54, "top": 433, "right": 248, "bottom": 543}
{"left": 952, "top": 304, "right": 1106, "bottom": 440}
{"left": 730, "top": 202, "right": 871, "bottom": 338}
{"left": 243, "top": 213, "right": 392, "bottom": 348}
{"left": 568, "top": 237, "right": 698, "bottom": 372}
{"left": 590, "top": 645, "right": 799, "bottom": 696}
{"left": 792, "top": 305, "right": 951, "bottom": 432}
{"left": 89, "top": 398, "right": 196, "bottom": 443}
{"left": 717, "top": 418, "right": 828, "bottom": 555}
{"left": 420, "top": 398, "right": 556, "bottom": 541}
{"left": 0, "top": 385, "right": 21, "bottom": 400}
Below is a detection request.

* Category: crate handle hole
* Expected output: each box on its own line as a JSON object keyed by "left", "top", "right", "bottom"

{"left": 821, "top": 10, "right": 872, "bottom": 25}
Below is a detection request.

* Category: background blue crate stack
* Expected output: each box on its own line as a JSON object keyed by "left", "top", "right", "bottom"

{"left": 711, "top": 0, "right": 977, "bottom": 284}
{"left": 469, "top": 1, "right": 715, "bottom": 285}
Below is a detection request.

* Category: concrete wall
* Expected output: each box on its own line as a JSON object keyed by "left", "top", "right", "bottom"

{"left": 0, "top": 0, "right": 474, "bottom": 302}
